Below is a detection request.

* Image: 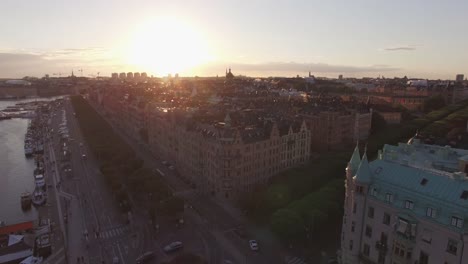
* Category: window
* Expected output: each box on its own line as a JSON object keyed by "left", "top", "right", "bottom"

{"left": 420, "top": 178, "right": 428, "bottom": 185}
{"left": 461, "top": 190, "right": 468, "bottom": 200}
{"left": 380, "top": 232, "right": 388, "bottom": 245}
{"left": 377, "top": 253, "right": 385, "bottom": 264}
{"left": 383, "top": 213, "right": 390, "bottom": 225}
{"left": 370, "top": 187, "right": 377, "bottom": 196}
{"left": 394, "top": 246, "right": 400, "bottom": 255}
{"left": 451, "top": 216, "right": 463, "bottom": 228}
{"left": 356, "top": 185, "right": 363, "bottom": 193}
{"left": 447, "top": 239, "right": 458, "bottom": 255}
{"left": 351, "top": 221, "right": 355, "bottom": 232}
{"left": 385, "top": 193, "right": 393, "bottom": 203}
{"left": 353, "top": 203, "right": 357, "bottom": 214}
{"left": 363, "top": 243, "right": 370, "bottom": 257}
{"left": 404, "top": 200, "right": 414, "bottom": 210}
{"left": 426, "top": 207, "right": 437, "bottom": 218}
{"left": 419, "top": 251, "right": 429, "bottom": 264}
{"left": 368, "top": 207, "right": 375, "bottom": 219}
{"left": 365, "top": 225, "right": 373, "bottom": 238}
{"left": 349, "top": 240, "right": 353, "bottom": 250}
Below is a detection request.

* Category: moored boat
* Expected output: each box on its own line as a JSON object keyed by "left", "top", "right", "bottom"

{"left": 32, "top": 188, "right": 46, "bottom": 206}
{"left": 21, "top": 192, "right": 32, "bottom": 210}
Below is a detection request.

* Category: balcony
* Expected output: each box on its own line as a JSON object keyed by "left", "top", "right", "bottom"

{"left": 375, "top": 242, "right": 388, "bottom": 253}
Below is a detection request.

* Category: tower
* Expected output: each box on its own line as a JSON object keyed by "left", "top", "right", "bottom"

{"left": 341, "top": 143, "right": 373, "bottom": 264}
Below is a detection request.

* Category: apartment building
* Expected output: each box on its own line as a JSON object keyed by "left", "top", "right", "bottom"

{"left": 148, "top": 108, "right": 311, "bottom": 198}
{"left": 302, "top": 110, "right": 372, "bottom": 151}
{"left": 341, "top": 138, "right": 468, "bottom": 264}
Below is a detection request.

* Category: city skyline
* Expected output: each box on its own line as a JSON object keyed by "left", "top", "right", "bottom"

{"left": 1, "top": 0, "right": 467, "bottom": 79}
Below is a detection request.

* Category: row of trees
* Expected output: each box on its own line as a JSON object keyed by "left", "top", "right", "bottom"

{"left": 71, "top": 96, "right": 175, "bottom": 216}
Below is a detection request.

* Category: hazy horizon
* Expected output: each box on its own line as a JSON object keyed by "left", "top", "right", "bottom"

{"left": 1, "top": 0, "right": 467, "bottom": 79}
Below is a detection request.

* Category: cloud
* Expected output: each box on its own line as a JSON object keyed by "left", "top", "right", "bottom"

{"left": 383, "top": 45, "right": 418, "bottom": 51}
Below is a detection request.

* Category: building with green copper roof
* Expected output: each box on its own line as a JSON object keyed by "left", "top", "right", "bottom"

{"left": 341, "top": 140, "right": 468, "bottom": 264}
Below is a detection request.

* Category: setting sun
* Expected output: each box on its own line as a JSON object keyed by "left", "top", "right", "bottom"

{"left": 127, "top": 17, "right": 213, "bottom": 76}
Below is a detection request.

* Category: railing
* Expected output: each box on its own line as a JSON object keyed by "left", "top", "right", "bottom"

{"left": 375, "top": 241, "right": 388, "bottom": 253}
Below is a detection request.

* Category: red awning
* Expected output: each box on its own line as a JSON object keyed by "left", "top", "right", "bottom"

{"left": 0, "top": 221, "right": 34, "bottom": 235}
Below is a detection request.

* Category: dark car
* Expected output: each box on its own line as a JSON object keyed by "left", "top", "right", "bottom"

{"left": 136, "top": 251, "right": 155, "bottom": 264}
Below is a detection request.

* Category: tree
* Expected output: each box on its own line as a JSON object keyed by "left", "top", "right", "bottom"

{"left": 139, "top": 128, "right": 149, "bottom": 143}
{"left": 371, "top": 112, "right": 387, "bottom": 134}
{"left": 159, "top": 196, "right": 184, "bottom": 218}
{"left": 271, "top": 209, "right": 305, "bottom": 241}
{"left": 264, "top": 184, "right": 291, "bottom": 211}
{"left": 163, "top": 253, "right": 206, "bottom": 264}
{"left": 423, "top": 95, "right": 446, "bottom": 113}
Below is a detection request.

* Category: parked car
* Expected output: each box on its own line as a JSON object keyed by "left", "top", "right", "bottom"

{"left": 162, "top": 160, "right": 169, "bottom": 166}
{"left": 169, "top": 165, "right": 175, "bottom": 170}
{"left": 163, "top": 241, "right": 183, "bottom": 253}
{"left": 249, "top": 240, "right": 259, "bottom": 251}
{"left": 112, "top": 257, "right": 119, "bottom": 264}
{"left": 82, "top": 154, "right": 87, "bottom": 159}
{"left": 135, "top": 251, "right": 155, "bottom": 264}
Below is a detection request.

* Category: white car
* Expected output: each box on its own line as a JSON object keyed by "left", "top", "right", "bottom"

{"left": 163, "top": 241, "right": 183, "bottom": 253}
{"left": 249, "top": 240, "right": 259, "bottom": 251}
{"left": 82, "top": 154, "right": 87, "bottom": 159}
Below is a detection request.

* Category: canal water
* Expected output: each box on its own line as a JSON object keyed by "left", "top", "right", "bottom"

{"left": 0, "top": 98, "right": 61, "bottom": 225}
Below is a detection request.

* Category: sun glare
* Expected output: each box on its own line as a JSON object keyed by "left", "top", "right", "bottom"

{"left": 128, "top": 17, "right": 212, "bottom": 76}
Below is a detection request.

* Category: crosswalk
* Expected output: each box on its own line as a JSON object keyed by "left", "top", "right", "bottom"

{"left": 285, "top": 257, "right": 307, "bottom": 264}
{"left": 99, "top": 225, "right": 129, "bottom": 239}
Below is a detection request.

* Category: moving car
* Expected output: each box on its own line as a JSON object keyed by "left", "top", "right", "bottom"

{"left": 249, "top": 240, "right": 259, "bottom": 251}
{"left": 135, "top": 251, "right": 155, "bottom": 264}
{"left": 163, "top": 241, "right": 183, "bottom": 253}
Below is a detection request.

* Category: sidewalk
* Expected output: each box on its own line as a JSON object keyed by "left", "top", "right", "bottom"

{"left": 48, "top": 139, "right": 90, "bottom": 264}
{"left": 66, "top": 197, "right": 89, "bottom": 264}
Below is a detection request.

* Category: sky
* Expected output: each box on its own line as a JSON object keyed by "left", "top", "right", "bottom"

{"left": 0, "top": 0, "right": 467, "bottom": 79}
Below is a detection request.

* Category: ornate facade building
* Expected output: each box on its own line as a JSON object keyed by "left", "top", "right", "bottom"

{"left": 341, "top": 138, "right": 468, "bottom": 264}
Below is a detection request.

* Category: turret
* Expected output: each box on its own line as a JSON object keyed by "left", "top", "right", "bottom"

{"left": 355, "top": 151, "right": 372, "bottom": 184}
{"left": 346, "top": 142, "right": 361, "bottom": 178}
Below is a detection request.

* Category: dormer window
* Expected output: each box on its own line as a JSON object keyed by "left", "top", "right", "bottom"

{"left": 461, "top": 190, "right": 468, "bottom": 200}
{"left": 404, "top": 200, "right": 414, "bottom": 210}
{"left": 426, "top": 207, "right": 437, "bottom": 218}
{"left": 385, "top": 193, "right": 393, "bottom": 203}
{"left": 451, "top": 216, "right": 463, "bottom": 228}
{"left": 420, "top": 178, "right": 428, "bottom": 186}
{"left": 370, "top": 188, "right": 378, "bottom": 197}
